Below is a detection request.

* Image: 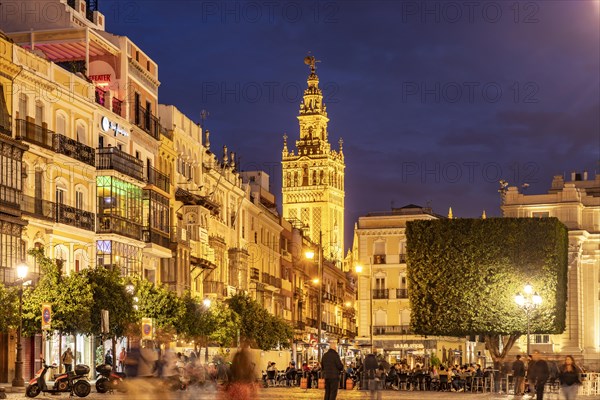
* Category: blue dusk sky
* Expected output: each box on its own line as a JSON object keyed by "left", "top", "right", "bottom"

{"left": 102, "top": 0, "right": 599, "bottom": 243}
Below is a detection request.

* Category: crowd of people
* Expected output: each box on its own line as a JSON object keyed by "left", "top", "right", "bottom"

{"left": 260, "top": 348, "right": 585, "bottom": 400}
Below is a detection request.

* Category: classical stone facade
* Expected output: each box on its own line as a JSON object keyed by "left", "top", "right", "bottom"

{"left": 502, "top": 172, "right": 600, "bottom": 370}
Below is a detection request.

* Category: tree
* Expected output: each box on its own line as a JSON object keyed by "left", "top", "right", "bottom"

{"left": 134, "top": 278, "right": 184, "bottom": 340}
{"left": 80, "top": 266, "right": 135, "bottom": 339}
{"left": 406, "top": 218, "right": 568, "bottom": 367}
{"left": 22, "top": 249, "right": 94, "bottom": 337}
{"left": 227, "top": 293, "right": 292, "bottom": 350}
{"left": 0, "top": 283, "right": 18, "bottom": 333}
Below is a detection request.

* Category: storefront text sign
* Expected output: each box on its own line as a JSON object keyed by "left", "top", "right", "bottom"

{"left": 101, "top": 116, "right": 129, "bottom": 137}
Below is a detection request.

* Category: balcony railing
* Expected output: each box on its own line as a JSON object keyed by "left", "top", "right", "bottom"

{"left": 21, "top": 195, "right": 95, "bottom": 231}
{"left": 306, "top": 318, "right": 317, "bottom": 328}
{"left": 97, "top": 214, "right": 142, "bottom": 240}
{"left": 250, "top": 267, "right": 260, "bottom": 281}
{"left": 96, "top": 147, "right": 145, "bottom": 182}
{"left": 399, "top": 253, "right": 407, "bottom": 263}
{"left": 373, "top": 325, "right": 412, "bottom": 335}
{"left": 135, "top": 105, "right": 161, "bottom": 140}
{"left": 15, "top": 119, "right": 53, "bottom": 150}
{"left": 373, "top": 254, "right": 386, "bottom": 264}
{"left": 373, "top": 288, "right": 389, "bottom": 299}
{"left": 95, "top": 87, "right": 106, "bottom": 107}
{"left": 295, "top": 321, "right": 305, "bottom": 331}
{"left": 53, "top": 133, "right": 95, "bottom": 167}
{"left": 143, "top": 228, "right": 171, "bottom": 249}
{"left": 146, "top": 166, "right": 170, "bottom": 193}
{"left": 396, "top": 288, "right": 409, "bottom": 299}
{"left": 112, "top": 97, "right": 123, "bottom": 117}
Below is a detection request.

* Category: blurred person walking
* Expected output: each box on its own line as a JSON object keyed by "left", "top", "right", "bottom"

{"left": 528, "top": 350, "right": 549, "bottom": 400}
{"left": 221, "top": 346, "right": 257, "bottom": 400}
{"left": 512, "top": 354, "right": 526, "bottom": 395}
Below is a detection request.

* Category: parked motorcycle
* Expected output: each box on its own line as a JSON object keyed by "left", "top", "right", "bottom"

{"left": 26, "top": 359, "right": 91, "bottom": 398}
{"left": 95, "top": 364, "right": 126, "bottom": 393}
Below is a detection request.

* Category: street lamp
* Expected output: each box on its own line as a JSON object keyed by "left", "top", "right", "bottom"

{"left": 515, "top": 283, "right": 542, "bottom": 355}
{"left": 13, "top": 263, "right": 29, "bottom": 387}
{"left": 355, "top": 260, "right": 374, "bottom": 354}
{"left": 305, "top": 231, "right": 323, "bottom": 361}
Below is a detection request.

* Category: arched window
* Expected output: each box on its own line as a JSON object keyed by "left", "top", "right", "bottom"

{"left": 56, "top": 113, "right": 66, "bottom": 135}
{"left": 35, "top": 101, "right": 44, "bottom": 125}
{"left": 76, "top": 122, "right": 87, "bottom": 145}
{"left": 18, "top": 94, "right": 28, "bottom": 119}
{"left": 55, "top": 180, "right": 67, "bottom": 206}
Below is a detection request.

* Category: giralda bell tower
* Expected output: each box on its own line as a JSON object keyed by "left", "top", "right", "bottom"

{"left": 282, "top": 55, "right": 345, "bottom": 264}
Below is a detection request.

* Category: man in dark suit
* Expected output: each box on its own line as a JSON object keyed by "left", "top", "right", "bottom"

{"left": 321, "top": 340, "right": 344, "bottom": 400}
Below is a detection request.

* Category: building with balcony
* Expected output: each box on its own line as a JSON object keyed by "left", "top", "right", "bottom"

{"left": 502, "top": 172, "right": 600, "bottom": 371}
{"left": 0, "top": 39, "right": 29, "bottom": 382}
{"left": 353, "top": 204, "right": 470, "bottom": 366}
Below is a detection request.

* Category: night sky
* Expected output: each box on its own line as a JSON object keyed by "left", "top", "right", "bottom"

{"left": 103, "top": 0, "right": 599, "bottom": 244}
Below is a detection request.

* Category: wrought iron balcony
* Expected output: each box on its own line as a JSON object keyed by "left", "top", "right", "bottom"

{"left": 372, "top": 288, "right": 390, "bottom": 299}
{"left": 396, "top": 288, "right": 409, "bottom": 299}
{"left": 135, "top": 105, "right": 161, "bottom": 140}
{"left": 295, "top": 321, "right": 305, "bottom": 331}
{"left": 96, "top": 147, "right": 144, "bottom": 182}
{"left": 112, "top": 97, "right": 123, "bottom": 117}
{"left": 373, "top": 254, "right": 386, "bottom": 264}
{"left": 399, "top": 253, "right": 407, "bottom": 263}
{"left": 21, "top": 195, "right": 95, "bottom": 231}
{"left": 15, "top": 119, "right": 53, "bottom": 150}
{"left": 306, "top": 318, "right": 317, "bottom": 328}
{"left": 97, "top": 214, "right": 142, "bottom": 240}
{"left": 53, "top": 133, "right": 95, "bottom": 167}
{"left": 146, "top": 165, "right": 170, "bottom": 193}
{"left": 373, "top": 325, "right": 412, "bottom": 335}
{"left": 250, "top": 267, "right": 260, "bottom": 281}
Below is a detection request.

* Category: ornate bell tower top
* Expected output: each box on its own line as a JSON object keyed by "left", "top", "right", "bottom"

{"left": 281, "top": 55, "right": 345, "bottom": 263}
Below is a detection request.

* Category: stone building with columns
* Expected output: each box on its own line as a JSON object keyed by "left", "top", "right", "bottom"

{"left": 502, "top": 172, "right": 600, "bottom": 370}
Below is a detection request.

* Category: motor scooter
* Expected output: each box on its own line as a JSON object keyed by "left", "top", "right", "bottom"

{"left": 95, "top": 364, "right": 126, "bottom": 393}
{"left": 26, "top": 359, "right": 91, "bottom": 398}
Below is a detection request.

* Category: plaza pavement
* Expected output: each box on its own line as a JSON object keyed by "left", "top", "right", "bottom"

{"left": 2, "top": 386, "right": 597, "bottom": 400}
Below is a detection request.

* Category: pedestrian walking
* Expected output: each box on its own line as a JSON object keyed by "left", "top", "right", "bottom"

{"left": 62, "top": 348, "right": 73, "bottom": 373}
{"left": 512, "top": 354, "right": 526, "bottom": 395}
{"left": 528, "top": 350, "right": 549, "bottom": 400}
{"left": 221, "top": 346, "right": 257, "bottom": 400}
{"left": 558, "top": 355, "right": 582, "bottom": 400}
{"left": 118, "top": 348, "right": 127, "bottom": 372}
{"left": 321, "top": 340, "right": 343, "bottom": 400}
{"left": 363, "top": 353, "right": 379, "bottom": 398}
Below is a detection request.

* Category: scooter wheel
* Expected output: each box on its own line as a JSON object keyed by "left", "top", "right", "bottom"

{"left": 95, "top": 378, "right": 109, "bottom": 393}
{"left": 26, "top": 384, "right": 41, "bottom": 398}
{"left": 73, "top": 381, "right": 91, "bottom": 397}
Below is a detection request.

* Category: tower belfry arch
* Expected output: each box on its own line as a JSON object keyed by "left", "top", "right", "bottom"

{"left": 281, "top": 55, "right": 345, "bottom": 263}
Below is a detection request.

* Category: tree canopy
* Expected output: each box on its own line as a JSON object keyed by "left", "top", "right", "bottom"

{"left": 406, "top": 217, "right": 568, "bottom": 362}
{"left": 0, "top": 283, "right": 18, "bottom": 332}
{"left": 227, "top": 293, "right": 292, "bottom": 350}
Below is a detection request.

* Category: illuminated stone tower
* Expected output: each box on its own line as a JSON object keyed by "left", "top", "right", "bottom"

{"left": 282, "top": 56, "right": 345, "bottom": 263}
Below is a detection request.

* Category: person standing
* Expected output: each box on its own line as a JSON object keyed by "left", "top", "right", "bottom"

{"left": 528, "top": 350, "right": 549, "bottom": 400}
{"left": 62, "top": 348, "right": 73, "bottom": 373}
{"left": 321, "top": 340, "right": 343, "bottom": 400}
{"left": 118, "top": 348, "right": 127, "bottom": 372}
{"left": 558, "top": 355, "right": 581, "bottom": 400}
{"left": 512, "top": 354, "right": 526, "bottom": 395}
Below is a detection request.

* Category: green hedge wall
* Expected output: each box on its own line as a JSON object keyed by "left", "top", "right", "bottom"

{"left": 406, "top": 218, "right": 568, "bottom": 336}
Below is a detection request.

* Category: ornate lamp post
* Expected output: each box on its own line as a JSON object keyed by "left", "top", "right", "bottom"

{"left": 12, "top": 263, "right": 29, "bottom": 387}
{"left": 515, "top": 283, "right": 542, "bottom": 355}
